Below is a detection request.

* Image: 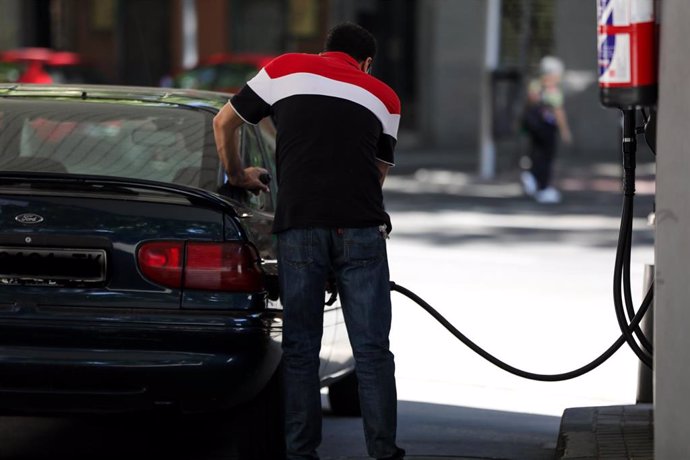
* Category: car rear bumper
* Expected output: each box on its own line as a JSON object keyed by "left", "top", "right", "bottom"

{"left": 0, "top": 308, "right": 283, "bottom": 415}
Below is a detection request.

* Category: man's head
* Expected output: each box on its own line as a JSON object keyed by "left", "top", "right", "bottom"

{"left": 324, "top": 22, "right": 376, "bottom": 73}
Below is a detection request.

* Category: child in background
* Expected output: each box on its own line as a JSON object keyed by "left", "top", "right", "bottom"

{"left": 521, "top": 56, "right": 572, "bottom": 204}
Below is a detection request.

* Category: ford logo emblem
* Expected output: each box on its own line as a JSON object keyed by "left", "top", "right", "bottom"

{"left": 15, "top": 213, "right": 45, "bottom": 225}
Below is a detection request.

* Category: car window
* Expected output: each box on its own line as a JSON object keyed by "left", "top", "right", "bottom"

{"left": 0, "top": 100, "right": 220, "bottom": 190}
{"left": 258, "top": 117, "right": 278, "bottom": 203}
{"left": 240, "top": 124, "right": 274, "bottom": 212}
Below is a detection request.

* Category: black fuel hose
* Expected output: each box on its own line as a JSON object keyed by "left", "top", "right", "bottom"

{"left": 388, "top": 108, "right": 654, "bottom": 382}
{"left": 614, "top": 194, "right": 653, "bottom": 368}
{"left": 390, "top": 281, "right": 653, "bottom": 382}
{"left": 613, "top": 108, "right": 653, "bottom": 367}
{"left": 623, "top": 215, "right": 653, "bottom": 354}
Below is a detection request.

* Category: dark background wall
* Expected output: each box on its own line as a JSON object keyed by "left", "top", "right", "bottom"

{"left": 119, "top": 0, "right": 172, "bottom": 86}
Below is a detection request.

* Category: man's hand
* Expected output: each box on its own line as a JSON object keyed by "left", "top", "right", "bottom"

{"left": 229, "top": 166, "right": 270, "bottom": 195}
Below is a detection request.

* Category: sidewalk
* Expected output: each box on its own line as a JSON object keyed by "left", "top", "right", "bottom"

{"left": 390, "top": 146, "right": 656, "bottom": 218}
{"left": 556, "top": 404, "right": 654, "bottom": 460}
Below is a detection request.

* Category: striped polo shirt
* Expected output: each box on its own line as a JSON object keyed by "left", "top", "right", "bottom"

{"left": 230, "top": 51, "right": 401, "bottom": 234}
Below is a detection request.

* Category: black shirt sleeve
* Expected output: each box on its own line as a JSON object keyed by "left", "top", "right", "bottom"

{"left": 230, "top": 85, "right": 271, "bottom": 125}
{"left": 376, "top": 133, "right": 396, "bottom": 166}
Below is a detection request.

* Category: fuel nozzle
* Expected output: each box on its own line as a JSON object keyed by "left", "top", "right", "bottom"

{"left": 259, "top": 173, "right": 272, "bottom": 185}
{"left": 622, "top": 109, "right": 637, "bottom": 196}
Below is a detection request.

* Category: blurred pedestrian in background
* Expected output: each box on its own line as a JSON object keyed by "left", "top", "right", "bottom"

{"left": 520, "top": 56, "right": 572, "bottom": 204}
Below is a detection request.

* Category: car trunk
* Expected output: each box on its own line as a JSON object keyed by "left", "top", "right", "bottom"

{"left": 0, "top": 176, "right": 245, "bottom": 310}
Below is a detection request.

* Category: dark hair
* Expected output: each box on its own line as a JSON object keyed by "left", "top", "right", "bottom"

{"left": 324, "top": 22, "right": 377, "bottom": 62}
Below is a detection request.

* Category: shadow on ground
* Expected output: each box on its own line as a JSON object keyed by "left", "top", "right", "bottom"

{"left": 0, "top": 400, "right": 560, "bottom": 460}
{"left": 321, "top": 400, "right": 560, "bottom": 460}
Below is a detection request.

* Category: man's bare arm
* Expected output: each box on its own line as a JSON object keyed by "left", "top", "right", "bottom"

{"left": 213, "top": 103, "right": 269, "bottom": 193}
{"left": 376, "top": 161, "right": 391, "bottom": 186}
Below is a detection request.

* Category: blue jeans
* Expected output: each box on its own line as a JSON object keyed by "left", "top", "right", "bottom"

{"left": 278, "top": 227, "right": 400, "bottom": 459}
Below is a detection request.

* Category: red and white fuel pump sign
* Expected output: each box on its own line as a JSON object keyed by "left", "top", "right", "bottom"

{"left": 597, "top": 0, "right": 659, "bottom": 108}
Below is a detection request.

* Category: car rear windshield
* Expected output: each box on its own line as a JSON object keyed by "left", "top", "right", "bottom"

{"left": 0, "top": 99, "right": 219, "bottom": 189}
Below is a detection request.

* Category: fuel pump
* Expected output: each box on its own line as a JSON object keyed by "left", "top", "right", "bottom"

{"left": 387, "top": 0, "right": 660, "bottom": 382}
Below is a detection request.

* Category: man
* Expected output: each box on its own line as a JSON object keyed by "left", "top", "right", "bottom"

{"left": 213, "top": 22, "right": 404, "bottom": 460}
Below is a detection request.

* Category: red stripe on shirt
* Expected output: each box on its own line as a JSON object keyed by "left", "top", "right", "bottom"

{"left": 262, "top": 52, "right": 401, "bottom": 116}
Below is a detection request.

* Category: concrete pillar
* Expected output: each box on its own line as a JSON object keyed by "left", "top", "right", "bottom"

{"left": 479, "top": 0, "right": 501, "bottom": 179}
{"left": 655, "top": 1, "right": 690, "bottom": 458}
{"left": 636, "top": 264, "right": 654, "bottom": 404}
{"left": 181, "top": 0, "right": 198, "bottom": 69}
{"left": 416, "top": 0, "right": 484, "bottom": 150}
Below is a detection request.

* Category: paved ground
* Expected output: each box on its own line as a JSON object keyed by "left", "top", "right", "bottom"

{"left": 319, "top": 147, "right": 656, "bottom": 459}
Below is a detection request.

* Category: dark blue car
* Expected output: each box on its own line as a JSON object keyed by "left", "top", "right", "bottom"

{"left": 0, "top": 84, "right": 359, "bottom": 457}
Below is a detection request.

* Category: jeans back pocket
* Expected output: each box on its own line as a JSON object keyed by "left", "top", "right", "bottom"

{"left": 344, "top": 227, "right": 385, "bottom": 267}
{"left": 279, "top": 229, "right": 314, "bottom": 269}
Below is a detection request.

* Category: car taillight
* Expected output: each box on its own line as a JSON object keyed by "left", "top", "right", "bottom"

{"left": 185, "top": 242, "right": 264, "bottom": 291}
{"left": 137, "top": 241, "right": 184, "bottom": 288}
{"left": 137, "top": 241, "right": 264, "bottom": 292}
